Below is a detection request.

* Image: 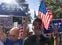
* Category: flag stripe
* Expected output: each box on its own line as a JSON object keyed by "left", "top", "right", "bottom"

{"left": 38, "top": 0, "right": 53, "bottom": 30}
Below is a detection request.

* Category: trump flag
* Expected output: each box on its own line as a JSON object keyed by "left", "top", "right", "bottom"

{"left": 38, "top": 0, "right": 53, "bottom": 30}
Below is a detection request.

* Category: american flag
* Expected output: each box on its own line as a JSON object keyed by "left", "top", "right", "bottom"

{"left": 18, "top": 25, "right": 24, "bottom": 39}
{"left": 38, "top": 0, "right": 53, "bottom": 30}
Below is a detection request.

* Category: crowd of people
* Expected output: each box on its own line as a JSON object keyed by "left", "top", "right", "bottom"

{"left": 0, "top": 18, "right": 59, "bottom": 45}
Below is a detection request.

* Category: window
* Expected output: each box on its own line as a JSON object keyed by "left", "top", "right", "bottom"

{"left": 13, "top": 17, "right": 22, "bottom": 24}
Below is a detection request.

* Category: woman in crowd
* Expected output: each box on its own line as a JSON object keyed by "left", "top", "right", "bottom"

{"left": 4, "top": 27, "right": 23, "bottom": 45}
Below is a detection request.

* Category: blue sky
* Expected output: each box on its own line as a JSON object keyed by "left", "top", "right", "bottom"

{"left": 26, "top": 0, "right": 40, "bottom": 32}
{"left": 26, "top": 0, "right": 40, "bottom": 19}
{"left": 26, "top": 0, "right": 39, "bottom": 11}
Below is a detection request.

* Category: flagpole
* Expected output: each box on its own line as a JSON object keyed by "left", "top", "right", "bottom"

{"left": 34, "top": 10, "right": 37, "bottom": 19}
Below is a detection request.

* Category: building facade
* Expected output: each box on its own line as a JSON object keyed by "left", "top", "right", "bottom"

{"left": 0, "top": 0, "right": 30, "bottom": 33}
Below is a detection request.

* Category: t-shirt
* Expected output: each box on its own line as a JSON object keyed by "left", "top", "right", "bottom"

{"left": 4, "top": 38, "right": 23, "bottom": 45}
{"left": 24, "top": 35, "right": 51, "bottom": 45}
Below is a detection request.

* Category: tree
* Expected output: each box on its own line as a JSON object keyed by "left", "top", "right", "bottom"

{"left": 45, "top": 0, "right": 62, "bottom": 19}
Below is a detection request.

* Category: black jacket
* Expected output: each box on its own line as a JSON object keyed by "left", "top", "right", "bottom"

{"left": 24, "top": 35, "right": 51, "bottom": 45}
